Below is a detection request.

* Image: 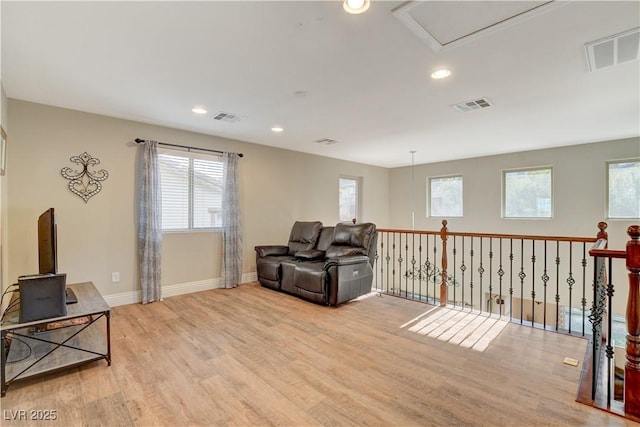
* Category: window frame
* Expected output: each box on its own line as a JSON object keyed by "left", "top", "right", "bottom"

{"left": 427, "top": 174, "right": 464, "bottom": 218}
{"left": 338, "top": 176, "right": 362, "bottom": 223}
{"left": 606, "top": 158, "right": 640, "bottom": 220}
{"left": 502, "top": 166, "right": 554, "bottom": 220}
{"left": 158, "top": 147, "right": 224, "bottom": 233}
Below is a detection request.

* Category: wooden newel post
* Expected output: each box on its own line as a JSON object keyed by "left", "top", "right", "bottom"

{"left": 440, "top": 220, "right": 448, "bottom": 307}
{"left": 597, "top": 221, "right": 608, "bottom": 243}
{"left": 625, "top": 225, "right": 640, "bottom": 417}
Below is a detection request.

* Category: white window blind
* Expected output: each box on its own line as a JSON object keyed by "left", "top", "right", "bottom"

{"left": 339, "top": 177, "right": 360, "bottom": 222}
{"left": 503, "top": 167, "right": 553, "bottom": 219}
{"left": 429, "top": 175, "right": 463, "bottom": 217}
{"left": 158, "top": 149, "right": 224, "bottom": 231}
{"left": 608, "top": 159, "right": 640, "bottom": 219}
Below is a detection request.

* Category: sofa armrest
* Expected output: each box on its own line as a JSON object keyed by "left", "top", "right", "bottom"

{"left": 295, "top": 249, "right": 326, "bottom": 261}
{"left": 255, "top": 245, "right": 289, "bottom": 257}
{"left": 324, "top": 255, "right": 371, "bottom": 268}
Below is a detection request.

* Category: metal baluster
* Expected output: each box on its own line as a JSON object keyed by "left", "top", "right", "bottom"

{"left": 478, "top": 237, "right": 484, "bottom": 313}
{"left": 460, "top": 237, "right": 466, "bottom": 310}
{"left": 489, "top": 238, "right": 494, "bottom": 315}
{"left": 418, "top": 235, "right": 423, "bottom": 302}
{"left": 425, "top": 233, "right": 430, "bottom": 302}
{"left": 542, "top": 240, "right": 549, "bottom": 329}
{"left": 606, "top": 257, "right": 614, "bottom": 407}
{"left": 498, "top": 239, "right": 504, "bottom": 319}
{"left": 470, "top": 237, "right": 475, "bottom": 310}
{"left": 411, "top": 233, "right": 416, "bottom": 300}
{"left": 384, "top": 233, "right": 390, "bottom": 294}
{"left": 453, "top": 236, "right": 457, "bottom": 308}
{"left": 567, "top": 242, "right": 575, "bottom": 334}
{"left": 392, "top": 233, "right": 397, "bottom": 295}
{"left": 582, "top": 243, "right": 588, "bottom": 336}
{"left": 402, "top": 233, "right": 407, "bottom": 298}
{"left": 375, "top": 237, "right": 380, "bottom": 292}
{"left": 590, "top": 257, "right": 606, "bottom": 400}
{"left": 555, "top": 241, "right": 560, "bottom": 331}
{"left": 398, "top": 233, "right": 404, "bottom": 297}
{"left": 519, "top": 239, "right": 525, "bottom": 324}
{"left": 509, "top": 239, "right": 514, "bottom": 322}
{"left": 531, "top": 240, "right": 537, "bottom": 327}
{"left": 433, "top": 234, "right": 437, "bottom": 305}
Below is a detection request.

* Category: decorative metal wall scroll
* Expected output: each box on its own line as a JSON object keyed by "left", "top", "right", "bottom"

{"left": 61, "top": 152, "right": 109, "bottom": 203}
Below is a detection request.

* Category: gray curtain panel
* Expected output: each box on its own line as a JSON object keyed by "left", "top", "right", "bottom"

{"left": 138, "top": 140, "right": 162, "bottom": 303}
{"left": 222, "top": 152, "right": 242, "bottom": 288}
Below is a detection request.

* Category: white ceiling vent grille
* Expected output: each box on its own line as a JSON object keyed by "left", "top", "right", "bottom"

{"left": 585, "top": 27, "right": 640, "bottom": 72}
{"left": 213, "top": 111, "right": 241, "bottom": 123}
{"left": 452, "top": 98, "right": 493, "bottom": 113}
{"left": 314, "top": 138, "right": 339, "bottom": 145}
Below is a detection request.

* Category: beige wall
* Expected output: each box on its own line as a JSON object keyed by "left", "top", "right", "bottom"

{"left": 6, "top": 100, "right": 389, "bottom": 300}
{"left": 1, "top": 84, "right": 7, "bottom": 293}
{"left": 389, "top": 137, "right": 639, "bottom": 246}
{"left": 388, "top": 137, "right": 640, "bottom": 315}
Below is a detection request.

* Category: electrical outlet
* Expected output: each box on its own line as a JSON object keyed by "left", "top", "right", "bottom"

{"left": 112, "top": 272, "right": 120, "bottom": 283}
{"left": 563, "top": 357, "right": 579, "bottom": 367}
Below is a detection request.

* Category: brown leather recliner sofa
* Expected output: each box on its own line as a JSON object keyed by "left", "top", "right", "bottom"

{"left": 255, "top": 221, "right": 377, "bottom": 306}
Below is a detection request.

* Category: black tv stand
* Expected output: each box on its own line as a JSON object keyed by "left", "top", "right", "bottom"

{"left": 65, "top": 288, "right": 78, "bottom": 304}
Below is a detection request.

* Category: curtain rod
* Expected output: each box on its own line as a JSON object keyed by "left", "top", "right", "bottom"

{"left": 134, "top": 138, "right": 244, "bottom": 158}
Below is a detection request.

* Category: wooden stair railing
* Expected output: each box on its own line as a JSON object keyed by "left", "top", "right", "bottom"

{"left": 625, "top": 225, "right": 640, "bottom": 417}
{"left": 376, "top": 221, "right": 599, "bottom": 330}
{"left": 583, "top": 225, "right": 639, "bottom": 419}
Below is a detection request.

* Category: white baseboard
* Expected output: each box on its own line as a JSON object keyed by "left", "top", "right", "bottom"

{"left": 103, "top": 272, "right": 258, "bottom": 307}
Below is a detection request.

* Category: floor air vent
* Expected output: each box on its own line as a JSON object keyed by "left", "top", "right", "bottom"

{"left": 585, "top": 27, "right": 640, "bottom": 72}
{"left": 452, "top": 98, "right": 493, "bottom": 113}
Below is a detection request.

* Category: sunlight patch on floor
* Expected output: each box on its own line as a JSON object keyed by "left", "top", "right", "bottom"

{"left": 401, "top": 307, "right": 509, "bottom": 352}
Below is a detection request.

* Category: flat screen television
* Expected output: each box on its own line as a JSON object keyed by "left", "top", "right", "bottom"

{"left": 32, "top": 208, "right": 78, "bottom": 305}
{"left": 38, "top": 208, "right": 57, "bottom": 274}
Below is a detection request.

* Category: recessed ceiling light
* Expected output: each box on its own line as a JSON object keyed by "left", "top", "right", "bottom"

{"left": 430, "top": 69, "right": 451, "bottom": 79}
{"left": 271, "top": 126, "right": 284, "bottom": 133}
{"left": 343, "top": 0, "right": 370, "bottom": 14}
{"left": 192, "top": 107, "right": 208, "bottom": 114}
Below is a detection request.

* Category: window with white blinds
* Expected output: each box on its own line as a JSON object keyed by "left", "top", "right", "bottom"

{"left": 158, "top": 148, "right": 224, "bottom": 231}
{"left": 339, "top": 177, "right": 361, "bottom": 222}
{"left": 503, "top": 167, "right": 553, "bottom": 219}
{"left": 608, "top": 159, "right": 640, "bottom": 219}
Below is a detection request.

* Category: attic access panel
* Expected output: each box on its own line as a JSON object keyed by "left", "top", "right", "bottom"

{"left": 392, "top": 1, "right": 560, "bottom": 52}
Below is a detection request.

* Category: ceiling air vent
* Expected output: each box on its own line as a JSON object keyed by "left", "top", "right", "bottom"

{"left": 452, "top": 98, "right": 493, "bottom": 113}
{"left": 314, "top": 138, "right": 339, "bottom": 145}
{"left": 585, "top": 27, "right": 640, "bottom": 72}
{"left": 213, "top": 111, "right": 241, "bottom": 123}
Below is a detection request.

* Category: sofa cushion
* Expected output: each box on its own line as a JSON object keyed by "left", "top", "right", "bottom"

{"left": 294, "top": 261, "right": 326, "bottom": 294}
{"left": 256, "top": 255, "right": 293, "bottom": 281}
{"left": 316, "top": 227, "right": 335, "bottom": 251}
{"left": 324, "top": 223, "right": 376, "bottom": 259}
{"left": 287, "top": 221, "right": 323, "bottom": 254}
{"left": 325, "top": 246, "right": 367, "bottom": 259}
{"left": 333, "top": 226, "right": 352, "bottom": 245}
{"left": 294, "top": 249, "right": 325, "bottom": 260}
{"left": 346, "top": 222, "right": 376, "bottom": 248}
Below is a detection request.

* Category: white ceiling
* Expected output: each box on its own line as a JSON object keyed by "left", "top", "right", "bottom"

{"left": 2, "top": 1, "right": 639, "bottom": 168}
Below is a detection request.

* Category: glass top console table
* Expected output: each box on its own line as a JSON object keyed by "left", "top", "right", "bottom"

{"left": 1, "top": 282, "right": 111, "bottom": 397}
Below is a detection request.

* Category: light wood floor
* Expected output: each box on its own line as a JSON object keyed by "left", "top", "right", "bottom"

{"left": 2, "top": 282, "right": 637, "bottom": 426}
